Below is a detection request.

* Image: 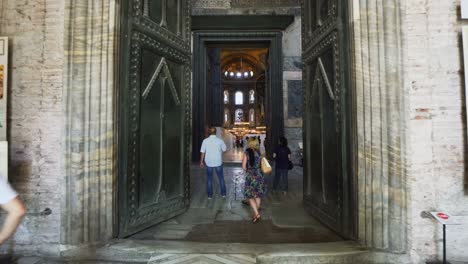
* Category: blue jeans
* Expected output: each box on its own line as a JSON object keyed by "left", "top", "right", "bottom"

{"left": 206, "top": 165, "right": 226, "bottom": 197}
{"left": 273, "top": 169, "right": 288, "bottom": 192}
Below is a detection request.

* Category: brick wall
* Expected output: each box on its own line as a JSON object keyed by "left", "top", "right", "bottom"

{"left": 405, "top": 0, "right": 468, "bottom": 262}
{"left": 0, "top": 0, "right": 63, "bottom": 255}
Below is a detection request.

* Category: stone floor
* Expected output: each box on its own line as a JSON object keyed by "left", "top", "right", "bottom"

{"left": 223, "top": 148, "right": 244, "bottom": 163}
{"left": 7, "top": 165, "right": 468, "bottom": 263}
{"left": 129, "top": 165, "right": 341, "bottom": 244}
{"left": 6, "top": 165, "right": 353, "bottom": 264}
{"left": 6, "top": 241, "right": 371, "bottom": 263}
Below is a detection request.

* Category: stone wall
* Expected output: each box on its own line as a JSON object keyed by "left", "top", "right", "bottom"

{"left": 192, "top": 0, "right": 300, "bottom": 16}
{"left": 283, "top": 16, "right": 303, "bottom": 164}
{"left": 192, "top": 0, "right": 304, "bottom": 163}
{"left": 351, "top": 0, "right": 468, "bottom": 261}
{"left": 404, "top": 0, "right": 468, "bottom": 262}
{"left": 0, "top": 0, "right": 64, "bottom": 255}
{"left": 0, "top": 0, "right": 119, "bottom": 254}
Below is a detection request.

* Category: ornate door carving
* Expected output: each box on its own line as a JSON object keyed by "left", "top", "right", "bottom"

{"left": 119, "top": 0, "right": 191, "bottom": 237}
{"left": 302, "top": 0, "right": 352, "bottom": 236}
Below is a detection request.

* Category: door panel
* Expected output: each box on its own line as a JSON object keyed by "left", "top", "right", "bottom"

{"left": 119, "top": 0, "right": 191, "bottom": 237}
{"left": 147, "top": 0, "right": 181, "bottom": 35}
{"left": 302, "top": 1, "right": 350, "bottom": 236}
{"left": 147, "top": 1, "right": 164, "bottom": 24}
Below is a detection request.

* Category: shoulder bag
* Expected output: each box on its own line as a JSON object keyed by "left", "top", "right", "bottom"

{"left": 261, "top": 157, "right": 272, "bottom": 174}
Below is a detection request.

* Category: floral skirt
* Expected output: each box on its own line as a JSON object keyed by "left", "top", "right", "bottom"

{"left": 243, "top": 167, "right": 267, "bottom": 199}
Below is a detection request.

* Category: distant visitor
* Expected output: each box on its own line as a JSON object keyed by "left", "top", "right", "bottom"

{"left": 200, "top": 127, "right": 228, "bottom": 199}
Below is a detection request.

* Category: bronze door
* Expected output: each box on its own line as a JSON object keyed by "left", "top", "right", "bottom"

{"left": 302, "top": 1, "right": 353, "bottom": 237}
{"left": 118, "top": 0, "right": 191, "bottom": 237}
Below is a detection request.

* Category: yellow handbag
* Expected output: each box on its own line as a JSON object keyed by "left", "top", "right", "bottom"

{"left": 261, "top": 157, "right": 272, "bottom": 174}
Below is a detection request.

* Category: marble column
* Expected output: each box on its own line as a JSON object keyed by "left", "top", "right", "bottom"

{"left": 352, "top": 0, "right": 407, "bottom": 253}
{"left": 61, "top": 0, "right": 120, "bottom": 244}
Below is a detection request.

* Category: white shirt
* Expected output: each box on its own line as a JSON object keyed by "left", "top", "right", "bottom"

{"left": 200, "top": 135, "right": 227, "bottom": 167}
{"left": 0, "top": 180, "right": 18, "bottom": 205}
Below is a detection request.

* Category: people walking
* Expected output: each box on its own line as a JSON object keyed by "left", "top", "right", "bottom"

{"left": 242, "top": 138, "right": 266, "bottom": 223}
{"left": 200, "top": 127, "right": 227, "bottom": 199}
{"left": 0, "top": 180, "right": 26, "bottom": 246}
{"left": 273, "top": 136, "right": 291, "bottom": 194}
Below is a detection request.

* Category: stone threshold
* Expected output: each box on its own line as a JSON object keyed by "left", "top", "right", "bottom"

{"left": 57, "top": 240, "right": 369, "bottom": 263}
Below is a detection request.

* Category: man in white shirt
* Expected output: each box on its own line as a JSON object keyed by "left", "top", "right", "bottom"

{"left": 0, "top": 180, "right": 26, "bottom": 246}
{"left": 200, "top": 127, "right": 227, "bottom": 199}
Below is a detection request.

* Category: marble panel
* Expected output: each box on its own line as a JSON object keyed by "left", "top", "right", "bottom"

{"left": 283, "top": 71, "right": 302, "bottom": 128}
{"left": 62, "top": 0, "right": 119, "bottom": 245}
{"left": 284, "top": 56, "right": 302, "bottom": 71}
{"left": 287, "top": 80, "right": 303, "bottom": 119}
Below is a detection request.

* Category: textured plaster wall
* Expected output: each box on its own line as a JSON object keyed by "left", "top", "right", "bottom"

{"left": 192, "top": 0, "right": 303, "bottom": 163}
{"left": 0, "top": 0, "right": 63, "bottom": 255}
{"left": 404, "top": 0, "right": 468, "bottom": 262}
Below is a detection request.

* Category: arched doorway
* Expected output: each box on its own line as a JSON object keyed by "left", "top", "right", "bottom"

{"left": 116, "top": 0, "right": 356, "bottom": 241}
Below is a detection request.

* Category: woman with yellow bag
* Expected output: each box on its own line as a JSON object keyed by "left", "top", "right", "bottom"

{"left": 242, "top": 138, "right": 268, "bottom": 223}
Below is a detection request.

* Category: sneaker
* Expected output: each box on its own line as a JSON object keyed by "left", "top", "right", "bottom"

{"left": 222, "top": 195, "right": 227, "bottom": 198}
{"left": 207, "top": 197, "right": 212, "bottom": 200}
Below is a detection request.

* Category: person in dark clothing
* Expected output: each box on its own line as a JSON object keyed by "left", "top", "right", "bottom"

{"left": 273, "top": 136, "right": 291, "bottom": 194}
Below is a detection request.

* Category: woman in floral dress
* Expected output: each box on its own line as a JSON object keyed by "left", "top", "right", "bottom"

{"left": 242, "top": 138, "right": 267, "bottom": 223}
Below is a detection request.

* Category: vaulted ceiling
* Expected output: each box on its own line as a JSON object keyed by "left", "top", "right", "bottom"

{"left": 220, "top": 48, "right": 268, "bottom": 75}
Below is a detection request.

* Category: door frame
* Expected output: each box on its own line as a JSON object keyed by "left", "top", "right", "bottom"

{"left": 192, "top": 31, "right": 284, "bottom": 162}
{"left": 61, "top": 2, "right": 406, "bottom": 250}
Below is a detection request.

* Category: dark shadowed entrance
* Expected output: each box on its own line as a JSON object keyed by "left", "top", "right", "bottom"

{"left": 192, "top": 32, "right": 284, "bottom": 163}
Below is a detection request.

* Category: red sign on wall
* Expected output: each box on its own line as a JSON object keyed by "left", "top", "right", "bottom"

{"left": 430, "top": 212, "right": 462, "bottom": 225}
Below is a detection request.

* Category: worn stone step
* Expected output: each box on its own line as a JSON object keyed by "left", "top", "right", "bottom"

{"left": 57, "top": 240, "right": 369, "bottom": 263}
{"left": 14, "top": 241, "right": 419, "bottom": 264}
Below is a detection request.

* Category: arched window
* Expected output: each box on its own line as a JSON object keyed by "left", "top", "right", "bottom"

{"left": 235, "top": 91, "right": 243, "bottom": 105}
{"left": 249, "top": 90, "right": 255, "bottom": 104}
{"left": 235, "top": 109, "right": 244, "bottom": 123}
{"left": 224, "top": 109, "right": 230, "bottom": 126}
{"left": 224, "top": 90, "right": 229, "bottom": 104}
{"left": 249, "top": 109, "right": 255, "bottom": 124}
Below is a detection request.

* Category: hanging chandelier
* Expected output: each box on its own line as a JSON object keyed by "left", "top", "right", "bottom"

{"left": 223, "top": 57, "right": 254, "bottom": 79}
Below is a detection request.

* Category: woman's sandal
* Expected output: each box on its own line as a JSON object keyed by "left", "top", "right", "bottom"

{"left": 252, "top": 214, "right": 261, "bottom": 223}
